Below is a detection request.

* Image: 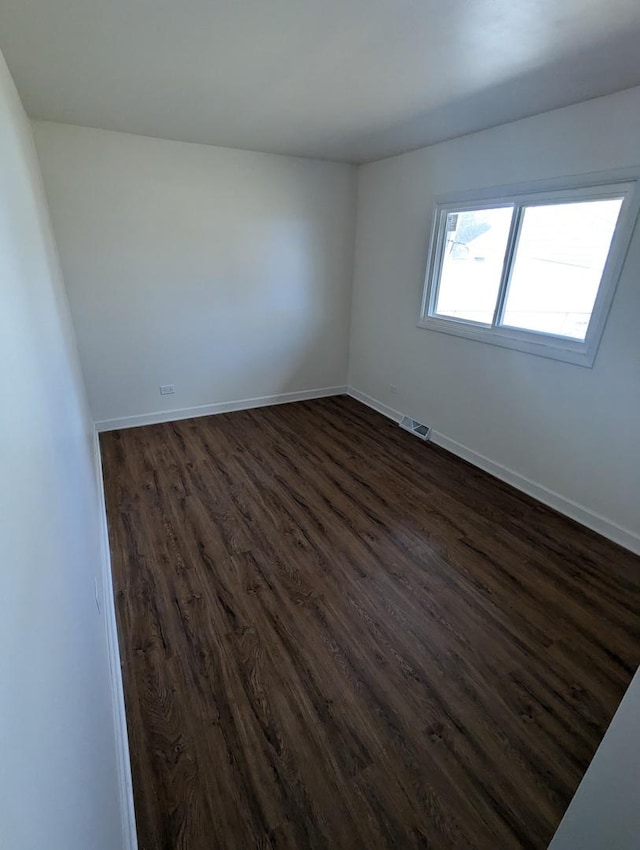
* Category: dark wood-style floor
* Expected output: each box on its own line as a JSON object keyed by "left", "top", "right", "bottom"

{"left": 101, "top": 395, "right": 640, "bottom": 850}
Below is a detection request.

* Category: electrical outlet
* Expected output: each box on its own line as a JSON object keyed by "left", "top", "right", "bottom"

{"left": 159, "top": 384, "right": 175, "bottom": 395}
{"left": 390, "top": 385, "right": 399, "bottom": 395}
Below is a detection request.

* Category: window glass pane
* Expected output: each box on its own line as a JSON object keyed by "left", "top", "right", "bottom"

{"left": 501, "top": 198, "right": 623, "bottom": 340}
{"left": 433, "top": 206, "right": 513, "bottom": 324}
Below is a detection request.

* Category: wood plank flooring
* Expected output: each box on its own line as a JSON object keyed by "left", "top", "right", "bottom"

{"left": 100, "top": 395, "right": 640, "bottom": 850}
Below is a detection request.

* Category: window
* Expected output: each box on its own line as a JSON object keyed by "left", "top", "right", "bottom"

{"left": 419, "top": 174, "right": 640, "bottom": 366}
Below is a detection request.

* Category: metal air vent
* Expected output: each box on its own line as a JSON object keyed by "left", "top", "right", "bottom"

{"left": 399, "top": 416, "right": 431, "bottom": 441}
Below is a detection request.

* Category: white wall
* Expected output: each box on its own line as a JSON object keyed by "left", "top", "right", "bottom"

{"left": 32, "top": 122, "right": 357, "bottom": 428}
{"left": 0, "top": 53, "right": 127, "bottom": 850}
{"left": 7, "top": 63, "right": 638, "bottom": 850}
{"left": 349, "top": 86, "right": 640, "bottom": 551}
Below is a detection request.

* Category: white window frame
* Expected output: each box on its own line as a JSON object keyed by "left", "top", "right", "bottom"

{"left": 418, "top": 170, "right": 640, "bottom": 367}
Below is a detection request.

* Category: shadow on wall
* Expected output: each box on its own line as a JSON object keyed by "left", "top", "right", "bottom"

{"left": 357, "top": 24, "right": 640, "bottom": 160}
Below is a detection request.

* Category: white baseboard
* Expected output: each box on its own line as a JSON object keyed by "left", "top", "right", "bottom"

{"left": 93, "top": 430, "right": 138, "bottom": 850}
{"left": 347, "top": 386, "right": 640, "bottom": 556}
{"left": 347, "top": 387, "right": 404, "bottom": 423}
{"left": 96, "top": 385, "right": 348, "bottom": 432}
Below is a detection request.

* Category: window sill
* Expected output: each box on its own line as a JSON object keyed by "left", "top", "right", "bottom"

{"left": 416, "top": 316, "right": 597, "bottom": 367}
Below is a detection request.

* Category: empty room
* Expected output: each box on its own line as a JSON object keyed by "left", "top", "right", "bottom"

{"left": 3, "top": 1, "right": 640, "bottom": 848}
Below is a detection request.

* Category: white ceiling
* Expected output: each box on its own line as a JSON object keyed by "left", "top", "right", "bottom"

{"left": 2, "top": 0, "right": 640, "bottom": 163}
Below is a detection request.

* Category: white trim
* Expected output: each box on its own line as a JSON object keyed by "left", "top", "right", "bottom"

{"left": 415, "top": 316, "right": 599, "bottom": 366}
{"left": 418, "top": 169, "right": 640, "bottom": 368}
{"left": 93, "top": 430, "right": 138, "bottom": 850}
{"left": 430, "top": 432, "right": 640, "bottom": 556}
{"left": 96, "top": 386, "right": 347, "bottom": 432}
{"left": 347, "top": 386, "right": 640, "bottom": 556}
{"left": 347, "top": 387, "right": 403, "bottom": 422}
